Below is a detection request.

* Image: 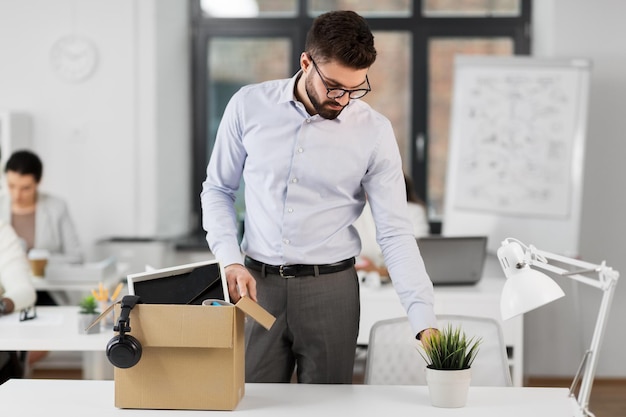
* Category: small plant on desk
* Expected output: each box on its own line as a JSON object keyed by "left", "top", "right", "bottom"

{"left": 78, "top": 295, "right": 101, "bottom": 334}
{"left": 79, "top": 295, "right": 100, "bottom": 315}
{"left": 419, "top": 324, "right": 481, "bottom": 408}
{"left": 419, "top": 324, "right": 481, "bottom": 370}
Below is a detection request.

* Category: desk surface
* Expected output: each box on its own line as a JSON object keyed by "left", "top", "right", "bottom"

{"left": 0, "top": 380, "right": 575, "bottom": 416}
{"left": 30, "top": 269, "right": 122, "bottom": 292}
{"left": 0, "top": 306, "right": 111, "bottom": 351}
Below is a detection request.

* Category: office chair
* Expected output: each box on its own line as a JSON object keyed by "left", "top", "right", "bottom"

{"left": 364, "top": 314, "right": 512, "bottom": 386}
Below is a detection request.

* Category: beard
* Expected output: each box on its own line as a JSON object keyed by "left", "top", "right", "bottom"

{"left": 305, "top": 73, "right": 347, "bottom": 120}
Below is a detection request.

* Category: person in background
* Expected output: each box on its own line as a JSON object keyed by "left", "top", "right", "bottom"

{"left": 0, "top": 150, "right": 83, "bottom": 269}
{"left": 0, "top": 219, "right": 37, "bottom": 384}
{"left": 354, "top": 173, "right": 430, "bottom": 283}
{"left": 0, "top": 150, "right": 83, "bottom": 366}
{"left": 202, "top": 11, "right": 438, "bottom": 384}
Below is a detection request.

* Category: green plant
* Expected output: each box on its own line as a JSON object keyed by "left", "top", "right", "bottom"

{"left": 79, "top": 295, "right": 100, "bottom": 315}
{"left": 419, "top": 324, "right": 481, "bottom": 370}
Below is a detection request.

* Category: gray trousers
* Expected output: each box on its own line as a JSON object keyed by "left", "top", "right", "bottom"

{"left": 244, "top": 266, "right": 360, "bottom": 383}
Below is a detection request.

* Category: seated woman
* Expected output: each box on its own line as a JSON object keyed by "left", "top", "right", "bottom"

{"left": 0, "top": 219, "right": 37, "bottom": 384}
{"left": 0, "top": 150, "right": 83, "bottom": 268}
{"left": 353, "top": 174, "right": 429, "bottom": 284}
{"left": 0, "top": 150, "right": 83, "bottom": 366}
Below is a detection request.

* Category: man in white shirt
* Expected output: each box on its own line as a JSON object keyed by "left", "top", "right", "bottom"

{"left": 202, "top": 10, "right": 437, "bottom": 383}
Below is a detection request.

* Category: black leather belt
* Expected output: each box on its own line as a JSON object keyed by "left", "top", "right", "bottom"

{"left": 244, "top": 256, "right": 355, "bottom": 278}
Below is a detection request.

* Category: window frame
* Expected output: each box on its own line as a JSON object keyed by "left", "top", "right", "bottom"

{"left": 189, "top": 0, "right": 532, "bottom": 237}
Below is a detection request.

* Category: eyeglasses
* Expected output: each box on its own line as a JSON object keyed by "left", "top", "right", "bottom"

{"left": 20, "top": 305, "right": 37, "bottom": 322}
{"left": 310, "top": 57, "right": 371, "bottom": 100}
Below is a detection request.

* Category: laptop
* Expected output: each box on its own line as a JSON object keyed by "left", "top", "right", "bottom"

{"left": 416, "top": 236, "right": 488, "bottom": 286}
{"left": 127, "top": 259, "right": 229, "bottom": 305}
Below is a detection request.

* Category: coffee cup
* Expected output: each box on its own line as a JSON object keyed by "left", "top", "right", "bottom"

{"left": 28, "top": 249, "right": 50, "bottom": 277}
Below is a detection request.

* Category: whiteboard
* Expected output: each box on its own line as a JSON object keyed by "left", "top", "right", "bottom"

{"left": 442, "top": 56, "right": 591, "bottom": 256}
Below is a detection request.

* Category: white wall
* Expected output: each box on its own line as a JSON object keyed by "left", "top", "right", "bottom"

{"left": 530, "top": 0, "right": 626, "bottom": 377}
{"left": 0, "top": 0, "right": 191, "bottom": 260}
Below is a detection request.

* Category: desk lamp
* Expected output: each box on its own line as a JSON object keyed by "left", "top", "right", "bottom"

{"left": 496, "top": 237, "right": 619, "bottom": 417}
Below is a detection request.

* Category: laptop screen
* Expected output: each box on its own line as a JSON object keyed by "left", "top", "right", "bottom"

{"left": 417, "top": 236, "right": 488, "bottom": 286}
{"left": 128, "top": 260, "right": 229, "bottom": 304}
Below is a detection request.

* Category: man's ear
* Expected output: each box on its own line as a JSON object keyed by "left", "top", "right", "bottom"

{"left": 300, "top": 52, "right": 312, "bottom": 73}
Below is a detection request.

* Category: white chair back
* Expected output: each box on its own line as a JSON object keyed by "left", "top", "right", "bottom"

{"left": 364, "top": 314, "right": 512, "bottom": 386}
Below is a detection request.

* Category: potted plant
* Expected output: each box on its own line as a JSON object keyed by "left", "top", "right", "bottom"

{"left": 419, "top": 324, "right": 481, "bottom": 408}
{"left": 78, "top": 295, "right": 101, "bottom": 334}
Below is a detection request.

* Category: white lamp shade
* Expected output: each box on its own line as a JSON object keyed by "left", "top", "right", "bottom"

{"left": 500, "top": 267, "right": 565, "bottom": 320}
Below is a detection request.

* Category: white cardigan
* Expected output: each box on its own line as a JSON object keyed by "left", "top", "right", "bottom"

{"left": 0, "top": 220, "right": 36, "bottom": 310}
{"left": 0, "top": 192, "right": 83, "bottom": 264}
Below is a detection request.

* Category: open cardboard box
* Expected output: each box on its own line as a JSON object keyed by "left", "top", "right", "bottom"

{"left": 93, "top": 261, "right": 275, "bottom": 411}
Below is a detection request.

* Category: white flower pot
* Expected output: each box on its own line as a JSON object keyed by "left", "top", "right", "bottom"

{"left": 78, "top": 313, "right": 101, "bottom": 334}
{"left": 425, "top": 367, "right": 471, "bottom": 408}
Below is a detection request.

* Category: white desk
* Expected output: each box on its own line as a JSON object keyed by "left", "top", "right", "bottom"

{"left": 359, "top": 254, "right": 524, "bottom": 386}
{"left": 29, "top": 261, "right": 125, "bottom": 307}
{"left": 30, "top": 275, "right": 120, "bottom": 292}
{"left": 0, "top": 306, "right": 113, "bottom": 379}
{"left": 30, "top": 265, "right": 123, "bottom": 293}
{"left": 0, "top": 379, "right": 576, "bottom": 416}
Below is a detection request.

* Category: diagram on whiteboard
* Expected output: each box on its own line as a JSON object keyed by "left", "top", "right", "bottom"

{"left": 449, "top": 65, "right": 585, "bottom": 218}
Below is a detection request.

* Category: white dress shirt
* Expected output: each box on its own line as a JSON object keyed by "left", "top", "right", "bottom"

{"left": 201, "top": 72, "right": 436, "bottom": 336}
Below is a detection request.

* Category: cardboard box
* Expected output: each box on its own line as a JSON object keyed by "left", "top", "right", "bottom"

{"left": 111, "top": 297, "right": 275, "bottom": 410}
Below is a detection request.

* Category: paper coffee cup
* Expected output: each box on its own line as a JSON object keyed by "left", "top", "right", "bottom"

{"left": 28, "top": 249, "right": 50, "bottom": 277}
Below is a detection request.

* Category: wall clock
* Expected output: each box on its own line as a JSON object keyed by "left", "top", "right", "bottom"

{"left": 50, "top": 35, "right": 98, "bottom": 83}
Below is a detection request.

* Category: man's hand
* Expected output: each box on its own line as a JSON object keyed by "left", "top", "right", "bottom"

{"left": 0, "top": 298, "right": 14, "bottom": 315}
{"left": 224, "top": 263, "right": 257, "bottom": 303}
{"left": 418, "top": 327, "right": 440, "bottom": 349}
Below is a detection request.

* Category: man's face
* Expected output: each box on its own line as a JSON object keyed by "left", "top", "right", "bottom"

{"left": 304, "top": 58, "right": 369, "bottom": 120}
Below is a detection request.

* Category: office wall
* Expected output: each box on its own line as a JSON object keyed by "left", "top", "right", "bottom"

{"left": 1, "top": 0, "right": 625, "bottom": 378}
{"left": 530, "top": 0, "right": 626, "bottom": 377}
{"left": 0, "top": 0, "right": 191, "bottom": 258}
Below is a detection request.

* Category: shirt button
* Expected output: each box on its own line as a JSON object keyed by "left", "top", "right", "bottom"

{"left": 287, "top": 208, "right": 294, "bottom": 213}
{"left": 306, "top": 119, "right": 311, "bottom": 124}
{"left": 291, "top": 178, "right": 298, "bottom": 183}
{"left": 297, "top": 148, "right": 304, "bottom": 153}
{"left": 283, "top": 239, "right": 290, "bottom": 245}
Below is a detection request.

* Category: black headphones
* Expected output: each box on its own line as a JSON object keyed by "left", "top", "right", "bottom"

{"left": 106, "top": 295, "right": 142, "bottom": 369}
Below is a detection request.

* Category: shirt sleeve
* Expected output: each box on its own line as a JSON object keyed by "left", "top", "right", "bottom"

{"left": 0, "top": 221, "right": 37, "bottom": 311}
{"left": 363, "top": 121, "right": 437, "bottom": 337}
{"left": 201, "top": 89, "right": 247, "bottom": 267}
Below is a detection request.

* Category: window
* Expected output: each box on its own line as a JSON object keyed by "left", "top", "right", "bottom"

{"left": 190, "top": 0, "right": 531, "bottom": 236}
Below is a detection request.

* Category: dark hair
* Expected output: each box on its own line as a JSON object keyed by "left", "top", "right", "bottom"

{"left": 305, "top": 10, "right": 376, "bottom": 69}
{"left": 5, "top": 150, "right": 43, "bottom": 183}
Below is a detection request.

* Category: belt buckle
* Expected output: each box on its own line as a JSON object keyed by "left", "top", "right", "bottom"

{"left": 279, "top": 265, "right": 296, "bottom": 278}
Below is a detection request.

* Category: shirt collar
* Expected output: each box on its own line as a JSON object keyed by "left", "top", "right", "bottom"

{"left": 280, "top": 70, "right": 351, "bottom": 122}
{"left": 278, "top": 71, "right": 301, "bottom": 105}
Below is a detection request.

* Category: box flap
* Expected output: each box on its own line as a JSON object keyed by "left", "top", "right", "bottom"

{"left": 235, "top": 296, "right": 275, "bottom": 330}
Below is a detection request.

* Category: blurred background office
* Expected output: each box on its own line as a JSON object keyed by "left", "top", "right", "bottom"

{"left": 0, "top": 0, "right": 625, "bottom": 391}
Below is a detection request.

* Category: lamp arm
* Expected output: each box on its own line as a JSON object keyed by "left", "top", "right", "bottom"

{"left": 529, "top": 247, "right": 617, "bottom": 291}
{"left": 528, "top": 259, "right": 605, "bottom": 290}
{"left": 575, "top": 276, "right": 617, "bottom": 416}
